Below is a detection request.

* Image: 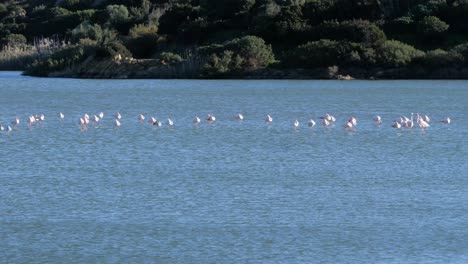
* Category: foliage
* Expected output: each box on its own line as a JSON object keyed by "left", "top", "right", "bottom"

{"left": 160, "top": 52, "right": 183, "bottom": 64}
{"left": 376, "top": 40, "right": 425, "bottom": 67}
{"left": 199, "top": 35, "right": 275, "bottom": 77}
{"left": 25, "top": 44, "right": 94, "bottom": 76}
{"left": 125, "top": 23, "right": 159, "bottom": 58}
{"left": 417, "top": 16, "right": 449, "bottom": 35}
{"left": 0, "top": 0, "right": 467, "bottom": 76}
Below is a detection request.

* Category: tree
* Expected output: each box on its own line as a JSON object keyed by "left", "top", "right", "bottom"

{"left": 376, "top": 40, "right": 424, "bottom": 67}
{"left": 417, "top": 16, "right": 449, "bottom": 35}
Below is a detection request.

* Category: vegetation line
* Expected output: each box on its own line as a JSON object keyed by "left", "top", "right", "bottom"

{"left": 1, "top": 0, "right": 468, "bottom": 79}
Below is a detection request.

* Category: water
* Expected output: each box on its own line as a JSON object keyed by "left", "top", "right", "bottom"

{"left": 0, "top": 72, "right": 467, "bottom": 263}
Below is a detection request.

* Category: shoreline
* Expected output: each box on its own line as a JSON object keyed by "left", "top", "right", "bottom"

{"left": 16, "top": 58, "right": 468, "bottom": 80}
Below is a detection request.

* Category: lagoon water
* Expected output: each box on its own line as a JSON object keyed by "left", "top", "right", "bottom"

{"left": 0, "top": 71, "right": 467, "bottom": 263}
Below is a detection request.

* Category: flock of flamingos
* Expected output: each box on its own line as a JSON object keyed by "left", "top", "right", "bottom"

{"left": 0, "top": 111, "right": 452, "bottom": 133}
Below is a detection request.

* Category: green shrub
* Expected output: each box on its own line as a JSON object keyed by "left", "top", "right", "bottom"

{"left": 125, "top": 24, "right": 159, "bottom": 58}
{"left": 106, "top": 5, "right": 129, "bottom": 24}
{"left": 376, "top": 40, "right": 424, "bottom": 67}
{"left": 199, "top": 35, "right": 275, "bottom": 77}
{"left": 417, "top": 16, "right": 449, "bottom": 35}
{"left": 417, "top": 49, "right": 464, "bottom": 67}
{"left": 314, "top": 20, "right": 386, "bottom": 47}
{"left": 159, "top": 52, "right": 183, "bottom": 64}
{"left": 25, "top": 44, "right": 94, "bottom": 76}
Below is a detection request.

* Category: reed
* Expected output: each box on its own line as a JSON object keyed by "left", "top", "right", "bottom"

{"left": 0, "top": 37, "right": 67, "bottom": 70}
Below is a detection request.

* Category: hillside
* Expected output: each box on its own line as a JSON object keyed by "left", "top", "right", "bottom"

{"left": 1, "top": 0, "right": 468, "bottom": 78}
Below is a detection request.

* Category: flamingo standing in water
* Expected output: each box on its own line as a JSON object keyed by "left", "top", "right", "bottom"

{"left": 58, "top": 112, "right": 65, "bottom": 119}
{"left": 11, "top": 117, "right": 20, "bottom": 127}
{"left": 265, "top": 115, "right": 273, "bottom": 122}
{"left": 322, "top": 119, "right": 330, "bottom": 127}
{"left": 115, "top": 112, "right": 122, "bottom": 120}
{"left": 138, "top": 114, "right": 145, "bottom": 122}
{"left": 167, "top": 119, "right": 174, "bottom": 126}
{"left": 374, "top": 115, "right": 382, "bottom": 125}
{"left": 114, "top": 119, "right": 121, "bottom": 127}
{"left": 7, "top": 126, "right": 12, "bottom": 132}
{"left": 308, "top": 119, "right": 316, "bottom": 127}
{"left": 348, "top": 116, "right": 357, "bottom": 126}
{"left": 424, "top": 114, "right": 430, "bottom": 123}
{"left": 98, "top": 112, "right": 104, "bottom": 119}
{"left": 193, "top": 116, "right": 201, "bottom": 124}
{"left": 392, "top": 121, "right": 401, "bottom": 129}
{"left": 0, "top": 125, "right": 4, "bottom": 131}
{"left": 441, "top": 117, "right": 451, "bottom": 124}
{"left": 344, "top": 121, "right": 353, "bottom": 129}
{"left": 149, "top": 117, "right": 157, "bottom": 125}
{"left": 417, "top": 114, "right": 430, "bottom": 129}
{"left": 236, "top": 113, "right": 244, "bottom": 120}
{"left": 293, "top": 120, "right": 299, "bottom": 128}
{"left": 28, "top": 115, "right": 35, "bottom": 126}
{"left": 206, "top": 114, "right": 216, "bottom": 122}
{"left": 92, "top": 115, "right": 100, "bottom": 126}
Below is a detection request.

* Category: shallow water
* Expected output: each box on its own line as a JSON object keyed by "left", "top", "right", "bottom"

{"left": 0, "top": 72, "right": 467, "bottom": 263}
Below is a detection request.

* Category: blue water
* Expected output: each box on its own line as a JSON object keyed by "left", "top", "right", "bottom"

{"left": 0, "top": 72, "right": 467, "bottom": 263}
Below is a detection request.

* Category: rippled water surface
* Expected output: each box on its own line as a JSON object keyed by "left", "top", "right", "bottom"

{"left": 1, "top": 72, "right": 467, "bottom": 263}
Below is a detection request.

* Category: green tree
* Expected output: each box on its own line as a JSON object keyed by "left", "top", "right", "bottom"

{"left": 126, "top": 24, "right": 159, "bottom": 58}
{"left": 417, "top": 16, "right": 449, "bottom": 35}
{"left": 376, "top": 40, "right": 424, "bottom": 67}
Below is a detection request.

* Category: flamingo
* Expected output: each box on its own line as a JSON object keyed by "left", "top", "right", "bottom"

{"left": 193, "top": 116, "right": 201, "bottom": 124}
{"left": 93, "top": 115, "right": 100, "bottom": 124}
{"left": 418, "top": 115, "right": 430, "bottom": 128}
{"left": 265, "top": 115, "right": 273, "bottom": 122}
{"left": 115, "top": 112, "right": 122, "bottom": 119}
{"left": 114, "top": 119, "right": 121, "bottom": 127}
{"left": 424, "top": 114, "right": 430, "bottom": 123}
{"left": 441, "top": 117, "right": 451, "bottom": 124}
{"left": 58, "top": 112, "right": 64, "bottom": 119}
{"left": 11, "top": 117, "right": 20, "bottom": 127}
{"left": 149, "top": 117, "right": 157, "bottom": 125}
{"left": 344, "top": 121, "right": 353, "bottom": 129}
{"left": 167, "top": 119, "right": 174, "bottom": 126}
{"left": 83, "top": 115, "right": 90, "bottom": 125}
{"left": 322, "top": 119, "right": 330, "bottom": 126}
{"left": 98, "top": 112, "right": 104, "bottom": 119}
{"left": 293, "top": 120, "right": 299, "bottom": 128}
{"left": 236, "top": 113, "right": 244, "bottom": 120}
{"left": 392, "top": 121, "right": 401, "bottom": 129}
{"left": 28, "top": 115, "right": 35, "bottom": 127}
{"left": 308, "top": 119, "right": 316, "bottom": 127}
{"left": 206, "top": 114, "right": 216, "bottom": 122}
{"left": 330, "top": 115, "right": 336, "bottom": 122}
{"left": 0, "top": 125, "right": 4, "bottom": 131}
{"left": 348, "top": 116, "right": 357, "bottom": 126}
{"left": 319, "top": 113, "right": 331, "bottom": 121}
{"left": 138, "top": 114, "right": 145, "bottom": 122}
{"left": 374, "top": 115, "right": 382, "bottom": 125}
{"left": 79, "top": 117, "right": 86, "bottom": 128}
{"left": 406, "top": 113, "right": 414, "bottom": 128}
{"left": 7, "top": 126, "right": 12, "bottom": 132}
{"left": 155, "top": 120, "right": 162, "bottom": 127}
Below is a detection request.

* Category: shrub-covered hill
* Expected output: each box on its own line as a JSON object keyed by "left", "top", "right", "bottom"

{"left": 2, "top": 0, "right": 468, "bottom": 78}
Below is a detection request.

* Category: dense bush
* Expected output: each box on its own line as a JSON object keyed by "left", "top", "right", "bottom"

{"left": 25, "top": 44, "right": 94, "bottom": 76}
{"left": 417, "top": 16, "right": 449, "bottom": 35}
{"left": 416, "top": 49, "right": 464, "bottom": 68}
{"left": 199, "top": 35, "right": 275, "bottom": 76}
{"left": 284, "top": 39, "right": 377, "bottom": 68}
{"left": 376, "top": 40, "right": 424, "bottom": 67}
{"left": 125, "top": 24, "right": 159, "bottom": 58}
{"left": 2, "top": 0, "right": 468, "bottom": 77}
{"left": 314, "top": 20, "right": 386, "bottom": 47}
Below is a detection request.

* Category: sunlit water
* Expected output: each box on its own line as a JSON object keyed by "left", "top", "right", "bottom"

{"left": 1, "top": 72, "right": 467, "bottom": 263}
